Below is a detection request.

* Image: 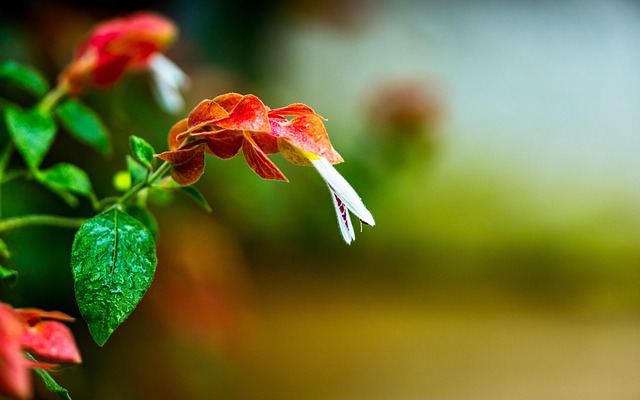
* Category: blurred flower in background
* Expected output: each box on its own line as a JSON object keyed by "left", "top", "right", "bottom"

{"left": 0, "top": 304, "right": 81, "bottom": 400}
{"left": 364, "top": 79, "right": 445, "bottom": 169}
{"left": 58, "top": 11, "right": 189, "bottom": 113}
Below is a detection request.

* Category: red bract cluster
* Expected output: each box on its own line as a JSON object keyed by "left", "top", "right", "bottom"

{"left": 0, "top": 303, "right": 81, "bottom": 400}
{"left": 58, "top": 12, "right": 177, "bottom": 95}
{"left": 157, "top": 93, "right": 375, "bottom": 244}
{"left": 156, "top": 93, "right": 342, "bottom": 185}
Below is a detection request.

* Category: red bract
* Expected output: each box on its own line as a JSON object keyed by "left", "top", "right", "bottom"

{"left": 157, "top": 93, "right": 374, "bottom": 243}
{"left": 156, "top": 119, "right": 208, "bottom": 185}
{"left": 194, "top": 93, "right": 286, "bottom": 181}
{"left": 0, "top": 303, "right": 81, "bottom": 400}
{"left": 59, "top": 12, "right": 177, "bottom": 95}
{"left": 159, "top": 93, "right": 345, "bottom": 184}
{"left": 267, "top": 105, "right": 343, "bottom": 166}
{"left": 159, "top": 93, "right": 289, "bottom": 182}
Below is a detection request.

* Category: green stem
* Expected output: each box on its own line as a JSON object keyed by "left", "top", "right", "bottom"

{"left": 1, "top": 170, "right": 29, "bottom": 184}
{"left": 116, "top": 161, "right": 171, "bottom": 206}
{"left": 36, "top": 84, "right": 68, "bottom": 114}
{"left": 148, "top": 161, "right": 172, "bottom": 186}
{"left": 96, "top": 196, "right": 120, "bottom": 210}
{"left": 0, "top": 215, "right": 85, "bottom": 233}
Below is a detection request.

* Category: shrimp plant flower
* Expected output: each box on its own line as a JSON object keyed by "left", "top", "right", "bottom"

{"left": 0, "top": 303, "right": 81, "bottom": 400}
{"left": 156, "top": 93, "right": 375, "bottom": 244}
{"left": 58, "top": 11, "right": 189, "bottom": 113}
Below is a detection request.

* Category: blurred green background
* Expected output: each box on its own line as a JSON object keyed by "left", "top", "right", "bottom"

{"left": 2, "top": 0, "right": 640, "bottom": 398}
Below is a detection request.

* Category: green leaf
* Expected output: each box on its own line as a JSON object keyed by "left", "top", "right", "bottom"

{"left": 0, "top": 61, "right": 49, "bottom": 97}
{"left": 180, "top": 185, "right": 212, "bottom": 212}
{"left": 126, "top": 155, "right": 147, "bottom": 186}
{"left": 32, "top": 362, "right": 72, "bottom": 400}
{"left": 37, "top": 163, "right": 96, "bottom": 208}
{"left": 5, "top": 107, "right": 56, "bottom": 170}
{"left": 56, "top": 99, "right": 111, "bottom": 156}
{"left": 37, "top": 163, "right": 94, "bottom": 197}
{"left": 71, "top": 208, "right": 156, "bottom": 346}
{"left": 129, "top": 136, "right": 155, "bottom": 170}
{"left": 0, "top": 265, "right": 18, "bottom": 286}
{"left": 125, "top": 205, "right": 159, "bottom": 240}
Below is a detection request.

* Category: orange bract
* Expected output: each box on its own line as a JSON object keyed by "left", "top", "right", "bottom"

{"left": 157, "top": 93, "right": 343, "bottom": 184}
{"left": 271, "top": 114, "right": 343, "bottom": 166}
{"left": 156, "top": 140, "right": 207, "bottom": 186}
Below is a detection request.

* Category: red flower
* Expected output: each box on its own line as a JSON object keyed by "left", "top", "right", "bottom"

{"left": 59, "top": 12, "right": 177, "bottom": 95}
{"left": 190, "top": 93, "right": 287, "bottom": 181}
{"left": 157, "top": 93, "right": 287, "bottom": 183}
{"left": 0, "top": 303, "right": 81, "bottom": 400}
{"left": 156, "top": 93, "right": 374, "bottom": 243}
{"left": 158, "top": 93, "right": 344, "bottom": 182}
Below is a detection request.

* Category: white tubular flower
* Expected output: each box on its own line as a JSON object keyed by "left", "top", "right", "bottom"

{"left": 310, "top": 157, "right": 375, "bottom": 244}
{"left": 148, "top": 53, "right": 190, "bottom": 114}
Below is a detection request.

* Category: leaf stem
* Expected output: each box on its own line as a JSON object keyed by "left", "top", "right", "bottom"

{"left": 36, "top": 84, "right": 68, "bottom": 115}
{"left": 26, "top": 353, "right": 73, "bottom": 400}
{"left": 116, "top": 161, "right": 171, "bottom": 206}
{"left": 148, "top": 160, "right": 172, "bottom": 186}
{"left": 0, "top": 215, "right": 85, "bottom": 233}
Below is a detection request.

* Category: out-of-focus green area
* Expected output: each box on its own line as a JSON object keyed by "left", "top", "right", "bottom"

{"left": 2, "top": 0, "right": 640, "bottom": 399}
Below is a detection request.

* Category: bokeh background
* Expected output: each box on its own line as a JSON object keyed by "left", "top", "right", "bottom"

{"left": 2, "top": 0, "right": 640, "bottom": 398}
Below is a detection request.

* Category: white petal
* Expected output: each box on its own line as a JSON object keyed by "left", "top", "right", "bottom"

{"left": 311, "top": 158, "right": 375, "bottom": 226}
{"left": 329, "top": 188, "right": 355, "bottom": 244}
{"left": 148, "top": 53, "right": 190, "bottom": 114}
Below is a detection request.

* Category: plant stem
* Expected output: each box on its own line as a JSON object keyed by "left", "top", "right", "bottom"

{"left": 116, "top": 161, "right": 171, "bottom": 206}
{"left": 0, "top": 215, "right": 85, "bottom": 233}
{"left": 1, "top": 170, "right": 29, "bottom": 184}
{"left": 96, "top": 196, "right": 120, "bottom": 209}
{"left": 148, "top": 161, "right": 172, "bottom": 186}
{"left": 36, "top": 84, "right": 68, "bottom": 114}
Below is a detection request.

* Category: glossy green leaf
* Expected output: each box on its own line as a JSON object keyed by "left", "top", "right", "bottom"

{"left": 56, "top": 99, "right": 111, "bottom": 156}
{"left": 180, "top": 185, "right": 212, "bottom": 212}
{"left": 129, "top": 135, "right": 155, "bottom": 170}
{"left": 5, "top": 107, "right": 56, "bottom": 170}
{"left": 0, "top": 265, "right": 17, "bottom": 286}
{"left": 125, "top": 205, "right": 159, "bottom": 240}
{"left": 71, "top": 208, "right": 157, "bottom": 346}
{"left": 0, "top": 61, "right": 49, "bottom": 97}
